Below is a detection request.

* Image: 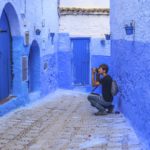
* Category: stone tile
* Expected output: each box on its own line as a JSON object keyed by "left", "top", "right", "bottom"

{"left": 0, "top": 92, "right": 142, "bottom": 150}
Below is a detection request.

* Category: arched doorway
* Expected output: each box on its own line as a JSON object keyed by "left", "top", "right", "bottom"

{"left": 0, "top": 11, "right": 12, "bottom": 100}
{"left": 0, "top": 3, "right": 20, "bottom": 101}
{"left": 28, "top": 41, "right": 40, "bottom": 93}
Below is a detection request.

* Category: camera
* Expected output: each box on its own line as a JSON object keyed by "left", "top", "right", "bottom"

{"left": 92, "top": 68, "right": 99, "bottom": 74}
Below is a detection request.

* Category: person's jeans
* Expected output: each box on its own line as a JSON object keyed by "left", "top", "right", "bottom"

{"left": 87, "top": 94, "right": 112, "bottom": 112}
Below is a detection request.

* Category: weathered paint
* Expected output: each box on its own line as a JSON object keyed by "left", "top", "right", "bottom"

{"left": 0, "top": 0, "right": 59, "bottom": 116}
{"left": 110, "top": 0, "right": 150, "bottom": 147}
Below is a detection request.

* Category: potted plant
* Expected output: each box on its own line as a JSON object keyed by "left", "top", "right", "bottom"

{"left": 124, "top": 23, "right": 134, "bottom": 35}
{"left": 35, "top": 29, "right": 41, "bottom": 35}
{"left": 105, "top": 34, "right": 111, "bottom": 40}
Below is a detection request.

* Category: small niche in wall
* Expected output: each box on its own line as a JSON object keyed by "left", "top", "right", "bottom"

{"left": 24, "top": 31, "right": 30, "bottom": 46}
{"left": 42, "top": 19, "right": 45, "bottom": 27}
{"left": 42, "top": 39, "right": 46, "bottom": 51}
{"left": 100, "top": 39, "right": 105, "bottom": 47}
{"left": 50, "top": 33, "right": 55, "bottom": 45}
{"left": 43, "top": 62, "right": 48, "bottom": 71}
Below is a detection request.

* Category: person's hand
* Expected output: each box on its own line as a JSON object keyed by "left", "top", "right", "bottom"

{"left": 92, "top": 68, "right": 97, "bottom": 73}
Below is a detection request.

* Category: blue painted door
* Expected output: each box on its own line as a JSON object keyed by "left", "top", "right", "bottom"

{"left": 28, "top": 41, "right": 40, "bottom": 92}
{"left": 71, "top": 38, "right": 90, "bottom": 85}
{"left": 0, "top": 11, "right": 12, "bottom": 100}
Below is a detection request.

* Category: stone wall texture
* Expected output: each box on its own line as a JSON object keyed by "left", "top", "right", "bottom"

{"left": 111, "top": 0, "right": 150, "bottom": 148}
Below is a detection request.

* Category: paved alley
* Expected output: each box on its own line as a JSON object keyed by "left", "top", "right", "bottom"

{"left": 0, "top": 91, "right": 142, "bottom": 150}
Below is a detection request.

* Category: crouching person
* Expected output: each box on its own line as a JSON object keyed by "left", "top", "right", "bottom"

{"left": 88, "top": 64, "right": 114, "bottom": 116}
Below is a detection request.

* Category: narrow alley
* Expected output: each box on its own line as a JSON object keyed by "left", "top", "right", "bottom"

{"left": 0, "top": 91, "right": 142, "bottom": 150}
{"left": 0, "top": 0, "right": 150, "bottom": 149}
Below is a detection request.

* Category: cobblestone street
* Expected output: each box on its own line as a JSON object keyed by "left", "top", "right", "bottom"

{"left": 0, "top": 91, "right": 142, "bottom": 150}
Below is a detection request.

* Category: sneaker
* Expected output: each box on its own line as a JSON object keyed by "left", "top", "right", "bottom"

{"left": 91, "top": 103, "right": 95, "bottom": 107}
{"left": 94, "top": 111, "right": 107, "bottom": 116}
{"left": 115, "top": 111, "right": 120, "bottom": 114}
{"left": 107, "top": 105, "right": 114, "bottom": 113}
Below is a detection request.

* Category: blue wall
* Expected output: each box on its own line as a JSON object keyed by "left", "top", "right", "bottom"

{"left": 91, "top": 55, "right": 112, "bottom": 73}
{"left": 57, "top": 33, "right": 112, "bottom": 94}
{"left": 110, "top": 0, "right": 150, "bottom": 147}
{"left": 41, "top": 54, "right": 58, "bottom": 96}
{"left": 111, "top": 39, "right": 150, "bottom": 148}
{"left": 0, "top": 1, "right": 59, "bottom": 116}
{"left": 57, "top": 51, "right": 73, "bottom": 89}
{"left": 57, "top": 33, "right": 73, "bottom": 89}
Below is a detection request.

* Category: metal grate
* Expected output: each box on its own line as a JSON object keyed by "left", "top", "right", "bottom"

{"left": 22, "top": 56, "right": 28, "bottom": 81}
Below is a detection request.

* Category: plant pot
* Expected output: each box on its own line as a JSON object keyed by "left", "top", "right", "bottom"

{"left": 105, "top": 34, "right": 111, "bottom": 40}
{"left": 125, "top": 26, "right": 134, "bottom": 35}
{"left": 35, "top": 29, "right": 41, "bottom": 35}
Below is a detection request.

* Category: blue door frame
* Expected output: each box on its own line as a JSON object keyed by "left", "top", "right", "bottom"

{"left": 0, "top": 11, "right": 12, "bottom": 100}
{"left": 71, "top": 38, "right": 90, "bottom": 85}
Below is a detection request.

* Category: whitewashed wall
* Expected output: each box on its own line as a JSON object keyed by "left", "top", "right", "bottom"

{"left": 59, "top": 15, "right": 110, "bottom": 38}
{"left": 59, "top": 0, "right": 110, "bottom": 38}
{"left": 60, "top": 0, "right": 109, "bottom": 8}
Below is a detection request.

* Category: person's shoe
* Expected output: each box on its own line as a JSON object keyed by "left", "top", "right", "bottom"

{"left": 115, "top": 111, "right": 120, "bottom": 114}
{"left": 94, "top": 110, "right": 107, "bottom": 116}
{"left": 91, "top": 103, "right": 95, "bottom": 107}
{"left": 107, "top": 105, "right": 114, "bottom": 113}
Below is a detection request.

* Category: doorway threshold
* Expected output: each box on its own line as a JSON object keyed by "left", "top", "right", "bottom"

{"left": 0, "top": 96, "right": 16, "bottom": 105}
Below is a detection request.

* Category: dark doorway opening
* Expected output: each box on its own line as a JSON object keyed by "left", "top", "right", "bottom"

{"left": 28, "top": 41, "right": 40, "bottom": 93}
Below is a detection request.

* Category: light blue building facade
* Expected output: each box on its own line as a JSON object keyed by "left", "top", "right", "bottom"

{"left": 0, "top": 1, "right": 112, "bottom": 116}
{"left": 0, "top": 0, "right": 59, "bottom": 115}
{"left": 111, "top": 0, "right": 150, "bottom": 148}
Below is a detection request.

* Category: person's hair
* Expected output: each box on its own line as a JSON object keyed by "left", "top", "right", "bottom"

{"left": 99, "top": 64, "right": 109, "bottom": 73}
